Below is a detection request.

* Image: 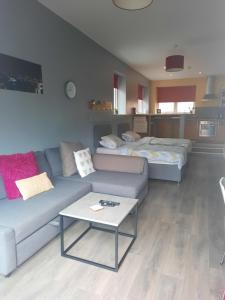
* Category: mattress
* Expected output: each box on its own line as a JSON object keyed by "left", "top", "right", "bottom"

{"left": 96, "top": 142, "right": 187, "bottom": 169}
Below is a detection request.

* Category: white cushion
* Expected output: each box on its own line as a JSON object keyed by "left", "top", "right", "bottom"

{"left": 74, "top": 148, "right": 96, "bottom": 178}
{"left": 122, "top": 131, "right": 141, "bottom": 142}
{"left": 100, "top": 134, "right": 124, "bottom": 149}
{"left": 15, "top": 172, "right": 54, "bottom": 200}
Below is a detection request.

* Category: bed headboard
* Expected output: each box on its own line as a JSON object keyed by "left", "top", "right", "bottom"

{"left": 93, "top": 124, "right": 112, "bottom": 148}
{"left": 117, "top": 123, "right": 131, "bottom": 138}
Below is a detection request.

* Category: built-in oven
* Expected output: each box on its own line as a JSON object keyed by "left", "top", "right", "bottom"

{"left": 199, "top": 120, "right": 217, "bottom": 137}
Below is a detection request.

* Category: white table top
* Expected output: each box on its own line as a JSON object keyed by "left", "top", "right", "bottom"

{"left": 59, "top": 192, "right": 138, "bottom": 227}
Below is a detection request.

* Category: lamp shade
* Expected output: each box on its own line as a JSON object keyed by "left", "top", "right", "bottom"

{"left": 112, "top": 0, "right": 153, "bottom": 10}
{"left": 166, "top": 55, "right": 184, "bottom": 72}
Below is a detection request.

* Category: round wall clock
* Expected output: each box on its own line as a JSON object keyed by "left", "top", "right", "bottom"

{"left": 65, "top": 81, "right": 76, "bottom": 99}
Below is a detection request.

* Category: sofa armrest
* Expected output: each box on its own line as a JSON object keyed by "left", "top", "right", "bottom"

{"left": 93, "top": 153, "right": 147, "bottom": 174}
{"left": 0, "top": 225, "right": 17, "bottom": 276}
{"left": 142, "top": 158, "right": 149, "bottom": 180}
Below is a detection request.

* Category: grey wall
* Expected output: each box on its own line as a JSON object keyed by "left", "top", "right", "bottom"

{"left": 0, "top": 0, "right": 149, "bottom": 154}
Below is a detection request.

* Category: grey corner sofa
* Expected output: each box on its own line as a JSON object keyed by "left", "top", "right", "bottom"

{"left": 0, "top": 147, "right": 148, "bottom": 277}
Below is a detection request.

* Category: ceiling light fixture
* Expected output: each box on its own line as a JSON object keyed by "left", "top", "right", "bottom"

{"left": 112, "top": 0, "right": 153, "bottom": 10}
{"left": 165, "top": 45, "right": 184, "bottom": 72}
{"left": 166, "top": 55, "right": 184, "bottom": 72}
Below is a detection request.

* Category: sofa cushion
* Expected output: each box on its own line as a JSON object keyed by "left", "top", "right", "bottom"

{"left": 35, "top": 151, "right": 53, "bottom": 180}
{"left": 45, "top": 147, "right": 62, "bottom": 177}
{"left": 74, "top": 148, "right": 96, "bottom": 178}
{"left": 16, "top": 172, "right": 54, "bottom": 201}
{"left": 81, "top": 170, "right": 146, "bottom": 199}
{"left": 93, "top": 154, "right": 145, "bottom": 174}
{"left": 0, "top": 179, "right": 91, "bottom": 243}
{"left": 60, "top": 141, "right": 84, "bottom": 177}
{"left": 0, "top": 176, "right": 6, "bottom": 200}
{"left": 0, "top": 152, "right": 39, "bottom": 200}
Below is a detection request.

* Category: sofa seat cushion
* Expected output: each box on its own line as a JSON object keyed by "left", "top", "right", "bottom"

{"left": 82, "top": 171, "right": 146, "bottom": 199}
{"left": 0, "top": 179, "right": 91, "bottom": 243}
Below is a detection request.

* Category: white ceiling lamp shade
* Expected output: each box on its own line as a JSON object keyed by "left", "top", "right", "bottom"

{"left": 112, "top": 0, "right": 154, "bottom": 10}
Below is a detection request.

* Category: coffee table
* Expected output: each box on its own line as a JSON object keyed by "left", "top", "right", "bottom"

{"left": 59, "top": 192, "right": 138, "bottom": 272}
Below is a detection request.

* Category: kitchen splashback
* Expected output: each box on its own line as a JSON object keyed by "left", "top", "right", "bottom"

{"left": 195, "top": 107, "right": 225, "bottom": 119}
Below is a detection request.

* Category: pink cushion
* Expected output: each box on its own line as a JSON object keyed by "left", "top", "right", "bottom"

{"left": 0, "top": 152, "right": 39, "bottom": 200}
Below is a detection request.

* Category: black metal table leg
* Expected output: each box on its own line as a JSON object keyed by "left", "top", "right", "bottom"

{"left": 115, "top": 227, "right": 119, "bottom": 271}
{"left": 59, "top": 207, "right": 138, "bottom": 272}
{"left": 60, "top": 215, "right": 64, "bottom": 255}
{"left": 134, "top": 204, "right": 138, "bottom": 238}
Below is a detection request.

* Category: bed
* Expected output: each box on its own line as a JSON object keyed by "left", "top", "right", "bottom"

{"left": 94, "top": 123, "right": 187, "bottom": 183}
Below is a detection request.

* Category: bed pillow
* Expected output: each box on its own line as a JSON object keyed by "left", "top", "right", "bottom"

{"left": 99, "top": 140, "right": 118, "bottom": 149}
{"left": 100, "top": 134, "right": 124, "bottom": 149}
{"left": 0, "top": 152, "right": 39, "bottom": 200}
{"left": 16, "top": 172, "right": 54, "bottom": 200}
{"left": 74, "top": 148, "right": 96, "bottom": 178}
{"left": 122, "top": 131, "right": 141, "bottom": 142}
{"left": 137, "top": 137, "right": 154, "bottom": 145}
{"left": 60, "top": 141, "right": 84, "bottom": 177}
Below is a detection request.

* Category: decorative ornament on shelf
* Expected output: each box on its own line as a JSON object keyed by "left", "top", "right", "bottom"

{"left": 165, "top": 45, "right": 184, "bottom": 72}
{"left": 112, "top": 0, "right": 153, "bottom": 10}
{"left": 88, "top": 99, "right": 112, "bottom": 111}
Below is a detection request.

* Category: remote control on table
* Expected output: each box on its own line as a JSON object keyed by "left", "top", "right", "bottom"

{"left": 99, "top": 200, "right": 120, "bottom": 207}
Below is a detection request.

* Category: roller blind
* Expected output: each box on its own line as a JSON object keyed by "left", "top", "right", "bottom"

{"left": 157, "top": 86, "right": 196, "bottom": 103}
{"left": 138, "top": 85, "right": 144, "bottom": 100}
{"left": 113, "top": 74, "right": 119, "bottom": 89}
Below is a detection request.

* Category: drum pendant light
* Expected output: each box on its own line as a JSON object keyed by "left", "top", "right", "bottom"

{"left": 165, "top": 45, "right": 184, "bottom": 72}
{"left": 166, "top": 55, "right": 184, "bottom": 72}
{"left": 112, "top": 0, "right": 154, "bottom": 10}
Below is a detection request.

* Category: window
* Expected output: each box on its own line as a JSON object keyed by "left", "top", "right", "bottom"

{"left": 113, "top": 73, "right": 126, "bottom": 114}
{"left": 157, "top": 85, "right": 196, "bottom": 114}
{"left": 113, "top": 78, "right": 118, "bottom": 113}
{"left": 137, "top": 84, "right": 149, "bottom": 114}
{"left": 158, "top": 101, "right": 194, "bottom": 114}
{"left": 158, "top": 102, "right": 175, "bottom": 114}
{"left": 177, "top": 101, "right": 194, "bottom": 113}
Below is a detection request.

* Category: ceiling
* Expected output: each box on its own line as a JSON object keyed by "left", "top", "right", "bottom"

{"left": 39, "top": 0, "right": 225, "bottom": 80}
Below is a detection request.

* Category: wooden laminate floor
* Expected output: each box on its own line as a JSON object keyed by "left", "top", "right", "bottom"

{"left": 0, "top": 154, "right": 225, "bottom": 300}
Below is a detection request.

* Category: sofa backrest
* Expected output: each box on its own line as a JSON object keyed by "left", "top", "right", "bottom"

{"left": 34, "top": 151, "right": 53, "bottom": 180}
{"left": 45, "top": 147, "right": 62, "bottom": 177}
{"left": 0, "top": 176, "right": 6, "bottom": 200}
{"left": 93, "top": 153, "right": 145, "bottom": 174}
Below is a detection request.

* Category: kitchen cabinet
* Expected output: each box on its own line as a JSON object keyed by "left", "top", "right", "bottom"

{"left": 151, "top": 117, "right": 180, "bottom": 138}
{"left": 215, "top": 120, "right": 225, "bottom": 143}
{"left": 184, "top": 118, "right": 198, "bottom": 140}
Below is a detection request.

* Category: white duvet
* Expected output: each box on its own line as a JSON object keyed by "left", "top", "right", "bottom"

{"left": 97, "top": 142, "right": 187, "bottom": 169}
{"left": 148, "top": 137, "right": 192, "bottom": 152}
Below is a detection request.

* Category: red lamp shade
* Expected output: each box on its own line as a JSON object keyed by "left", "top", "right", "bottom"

{"left": 166, "top": 55, "right": 184, "bottom": 72}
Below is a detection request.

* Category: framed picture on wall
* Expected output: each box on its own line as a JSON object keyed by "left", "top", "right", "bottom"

{"left": 0, "top": 53, "right": 43, "bottom": 94}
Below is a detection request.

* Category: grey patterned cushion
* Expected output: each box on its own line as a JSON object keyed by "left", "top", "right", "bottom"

{"left": 60, "top": 141, "right": 84, "bottom": 177}
{"left": 74, "top": 148, "right": 95, "bottom": 178}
